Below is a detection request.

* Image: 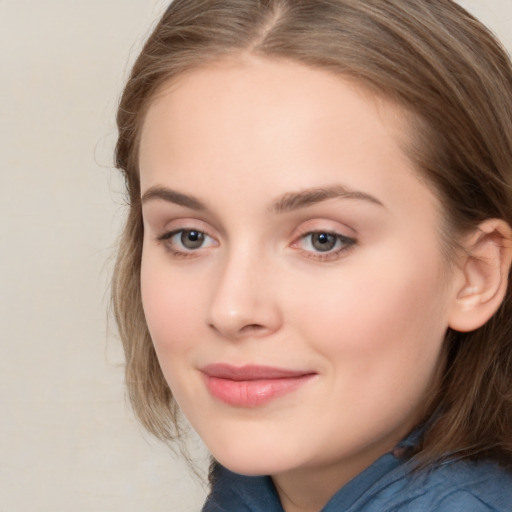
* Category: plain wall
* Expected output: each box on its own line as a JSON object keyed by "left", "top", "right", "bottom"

{"left": 0, "top": 1, "right": 510, "bottom": 511}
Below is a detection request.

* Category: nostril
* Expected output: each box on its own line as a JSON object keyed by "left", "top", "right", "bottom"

{"left": 240, "top": 324, "right": 265, "bottom": 334}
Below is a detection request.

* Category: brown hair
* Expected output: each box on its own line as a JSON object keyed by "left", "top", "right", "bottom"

{"left": 113, "top": 0, "right": 512, "bottom": 469}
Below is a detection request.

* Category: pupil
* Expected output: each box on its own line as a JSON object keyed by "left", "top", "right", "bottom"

{"left": 312, "top": 233, "right": 336, "bottom": 252}
{"left": 181, "top": 230, "right": 204, "bottom": 249}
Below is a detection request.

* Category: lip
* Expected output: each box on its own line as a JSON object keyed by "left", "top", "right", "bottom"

{"left": 200, "top": 364, "right": 316, "bottom": 407}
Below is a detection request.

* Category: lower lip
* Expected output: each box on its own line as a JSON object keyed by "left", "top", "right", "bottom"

{"left": 202, "top": 374, "right": 314, "bottom": 407}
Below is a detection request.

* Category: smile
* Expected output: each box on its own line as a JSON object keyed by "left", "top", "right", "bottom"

{"left": 200, "top": 364, "right": 317, "bottom": 407}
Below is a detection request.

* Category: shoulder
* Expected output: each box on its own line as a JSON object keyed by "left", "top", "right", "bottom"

{"left": 370, "top": 459, "right": 512, "bottom": 512}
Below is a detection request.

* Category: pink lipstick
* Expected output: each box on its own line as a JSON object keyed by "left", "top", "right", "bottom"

{"left": 200, "top": 364, "right": 316, "bottom": 407}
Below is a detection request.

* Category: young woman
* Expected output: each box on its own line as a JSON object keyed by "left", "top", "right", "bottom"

{"left": 112, "top": 1, "right": 512, "bottom": 510}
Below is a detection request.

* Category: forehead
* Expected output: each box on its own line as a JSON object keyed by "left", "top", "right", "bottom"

{"left": 141, "top": 56, "right": 407, "bottom": 150}
{"left": 138, "top": 56, "right": 438, "bottom": 221}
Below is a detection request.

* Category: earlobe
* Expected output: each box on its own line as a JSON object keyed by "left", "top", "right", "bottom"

{"left": 448, "top": 219, "right": 512, "bottom": 333}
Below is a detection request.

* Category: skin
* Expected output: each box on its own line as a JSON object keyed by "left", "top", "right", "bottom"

{"left": 138, "top": 57, "right": 466, "bottom": 512}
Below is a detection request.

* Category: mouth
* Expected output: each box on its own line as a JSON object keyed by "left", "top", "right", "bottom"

{"left": 200, "top": 364, "right": 317, "bottom": 407}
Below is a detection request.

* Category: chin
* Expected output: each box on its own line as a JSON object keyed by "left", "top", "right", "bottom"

{"left": 206, "top": 434, "right": 303, "bottom": 477}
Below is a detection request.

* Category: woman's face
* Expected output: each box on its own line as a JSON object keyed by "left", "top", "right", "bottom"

{"left": 139, "top": 57, "right": 461, "bottom": 483}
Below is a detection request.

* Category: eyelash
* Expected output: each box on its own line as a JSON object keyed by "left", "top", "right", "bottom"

{"left": 291, "top": 231, "right": 356, "bottom": 261}
{"left": 156, "top": 228, "right": 356, "bottom": 261}
{"left": 157, "top": 229, "right": 216, "bottom": 258}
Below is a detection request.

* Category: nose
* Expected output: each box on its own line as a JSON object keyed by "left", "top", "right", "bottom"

{"left": 206, "top": 248, "right": 283, "bottom": 340}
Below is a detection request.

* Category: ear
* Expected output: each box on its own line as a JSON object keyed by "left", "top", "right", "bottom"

{"left": 448, "top": 219, "right": 512, "bottom": 333}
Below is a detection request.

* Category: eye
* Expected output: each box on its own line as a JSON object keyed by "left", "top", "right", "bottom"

{"left": 295, "top": 231, "right": 356, "bottom": 258}
{"left": 309, "top": 232, "right": 338, "bottom": 252}
{"left": 178, "top": 230, "right": 205, "bottom": 249}
{"left": 158, "top": 228, "right": 217, "bottom": 254}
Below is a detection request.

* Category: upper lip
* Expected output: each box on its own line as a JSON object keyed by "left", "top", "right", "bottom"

{"left": 201, "top": 364, "right": 315, "bottom": 381}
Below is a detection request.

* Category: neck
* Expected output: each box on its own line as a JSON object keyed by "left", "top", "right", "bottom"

{"left": 271, "top": 452, "right": 381, "bottom": 511}
{"left": 270, "top": 428, "right": 411, "bottom": 512}
{"left": 272, "top": 467, "right": 351, "bottom": 512}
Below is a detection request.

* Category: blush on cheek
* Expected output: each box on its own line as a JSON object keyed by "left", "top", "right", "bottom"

{"left": 297, "top": 256, "right": 446, "bottom": 360}
{"left": 141, "top": 272, "right": 176, "bottom": 345}
{"left": 141, "top": 263, "right": 209, "bottom": 363}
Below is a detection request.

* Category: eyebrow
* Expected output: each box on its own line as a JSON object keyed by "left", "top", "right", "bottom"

{"left": 268, "top": 185, "right": 384, "bottom": 214}
{"left": 141, "top": 184, "right": 384, "bottom": 212}
{"left": 141, "top": 186, "right": 207, "bottom": 210}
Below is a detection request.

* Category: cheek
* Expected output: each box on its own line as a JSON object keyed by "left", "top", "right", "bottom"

{"left": 140, "top": 251, "right": 205, "bottom": 358}
{"left": 287, "top": 248, "right": 451, "bottom": 443}
{"left": 140, "top": 253, "right": 212, "bottom": 412}
{"left": 293, "top": 246, "right": 450, "bottom": 380}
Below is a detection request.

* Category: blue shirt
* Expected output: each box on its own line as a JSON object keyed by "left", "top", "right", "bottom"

{"left": 202, "top": 452, "right": 512, "bottom": 511}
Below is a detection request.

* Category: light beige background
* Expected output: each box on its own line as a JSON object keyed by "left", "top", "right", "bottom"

{"left": 0, "top": 1, "right": 510, "bottom": 511}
